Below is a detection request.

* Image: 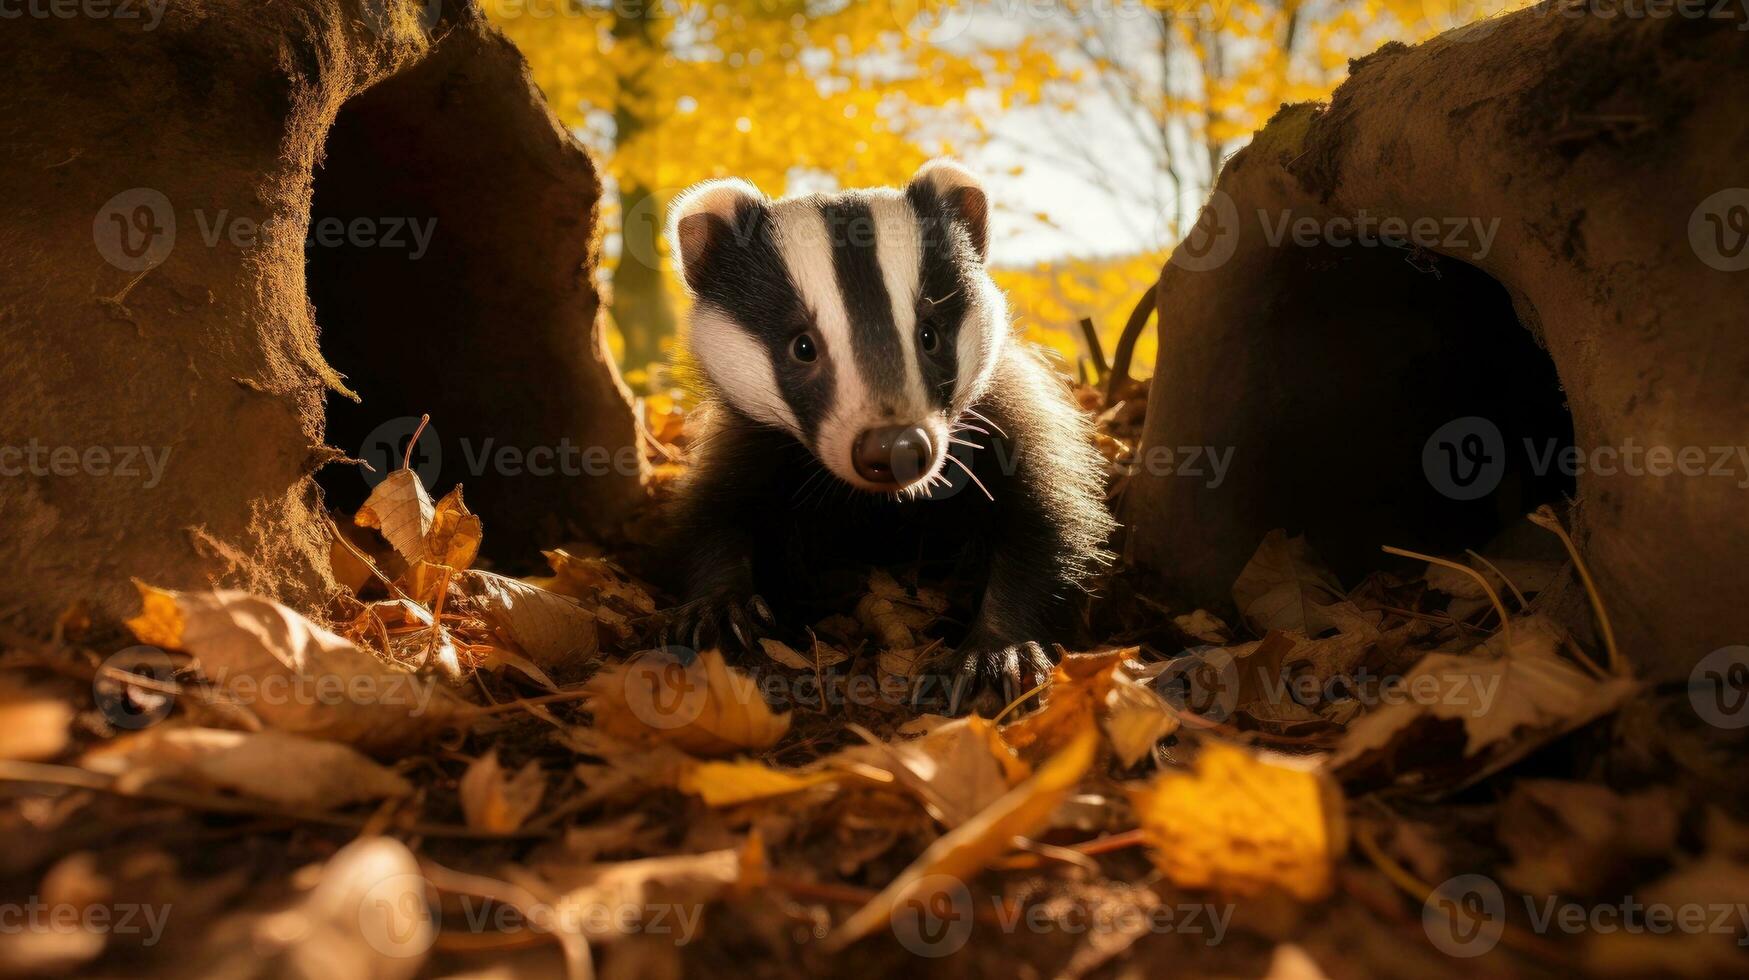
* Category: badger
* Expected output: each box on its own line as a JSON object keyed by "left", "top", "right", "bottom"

{"left": 658, "top": 159, "right": 1115, "bottom": 713}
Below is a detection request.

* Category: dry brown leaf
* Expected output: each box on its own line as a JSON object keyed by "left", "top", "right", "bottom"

{"left": 1327, "top": 615, "right": 1636, "bottom": 789}
{"left": 1581, "top": 855, "right": 1749, "bottom": 976}
{"left": 518, "top": 848, "right": 743, "bottom": 945}
{"left": 126, "top": 583, "right": 461, "bottom": 754}
{"left": 1102, "top": 672, "right": 1181, "bottom": 766}
{"left": 459, "top": 750, "right": 546, "bottom": 833}
{"left": 854, "top": 715, "right": 1030, "bottom": 827}
{"left": 1133, "top": 742, "right": 1342, "bottom": 900}
{"left": 197, "top": 838, "right": 433, "bottom": 978}
{"left": 427, "top": 486, "right": 483, "bottom": 569}
{"left": 1174, "top": 609, "right": 1233, "bottom": 645}
{"left": 759, "top": 637, "right": 848, "bottom": 670}
{"left": 459, "top": 569, "right": 599, "bottom": 668}
{"left": 1001, "top": 649, "right": 1127, "bottom": 758}
{"left": 856, "top": 593, "right": 914, "bottom": 651}
{"left": 1001, "top": 649, "right": 1178, "bottom": 765}
{"left": 83, "top": 726, "right": 412, "bottom": 810}
{"left": 529, "top": 548, "right": 659, "bottom": 615}
{"left": 825, "top": 727, "right": 1098, "bottom": 949}
{"left": 0, "top": 679, "right": 73, "bottom": 761}
{"left": 355, "top": 468, "right": 436, "bottom": 566}
{"left": 1497, "top": 780, "right": 1679, "bottom": 896}
{"left": 583, "top": 648, "right": 790, "bottom": 756}
{"left": 1232, "top": 530, "right": 1352, "bottom": 635}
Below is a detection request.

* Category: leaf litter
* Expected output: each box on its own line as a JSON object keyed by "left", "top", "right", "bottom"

{"left": 0, "top": 387, "right": 1738, "bottom": 979}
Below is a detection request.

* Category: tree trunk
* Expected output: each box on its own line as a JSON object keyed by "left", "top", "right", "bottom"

{"left": 0, "top": 0, "right": 644, "bottom": 631}
{"left": 609, "top": 12, "right": 676, "bottom": 379}
{"left": 1122, "top": 11, "right": 1749, "bottom": 682}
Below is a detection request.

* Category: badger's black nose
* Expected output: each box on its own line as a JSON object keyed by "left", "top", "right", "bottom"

{"left": 853, "top": 425, "right": 933, "bottom": 485}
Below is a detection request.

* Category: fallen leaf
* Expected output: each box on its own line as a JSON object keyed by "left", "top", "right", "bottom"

{"left": 826, "top": 727, "right": 1098, "bottom": 949}
{"left": 1497, "top": 780, "right": 1679, "bottom": 896}
{"left": 0, "top": 679, "right": 72, "bottom": 761}
{"left": 760, "top": 636, "right": 849, "bottom": 670}
{"left": 1001, "top": 650, "right": 1127, "bottom": 759}
{"left": 856, "top": 593, "right": 914, "bottom": 651}
{"left": 460, "top": 570, "right": 599, "bottom": 668}
{"left": 1327, "top": 616, "right": 1636, "bottom": 790}
{"left": 460, "top": 751, "right": 547, "bottom": 833}
{"left": 518, "top": 848, "right": 743, "bottom": 944}
{"left": 1001, "top": 649, "right": 1177, "bottom": 765}
{"left": 198, "top": 838, "right": 433, "bottom": 978}
{"left": 677, "top": 758, "right": 837, "bottom": 807}
{"left": 426, "top": 486, "right": 483, "bottom": 569}
{"left": 126, "top": 583, "right": 462, "bottom": 754}
{"left": 1174, "top": 609, "right": 1233, "bottom": 645}
{"left": 83, "top": 726, "right": 412, "bottom": 810}
{"left": 355, "top": 469, "right": 436, "bottom": 566}
{"left": 583, "top": 648, "right": 790, "bottom": 756}
{"left": 1133, "top": 742, "right": 1342, "bottom": 900}
{"left": 853, "top": 715, "right": 1030, "bottom": 826}
{"left": 1101, "top": 672, "right": 1180, "bottom": 766}
{"left": 1232, "top": 530, "right": 1351, "bottom": 635}
{"left": 530, "top": 549, "right": 658, "bottom": 615}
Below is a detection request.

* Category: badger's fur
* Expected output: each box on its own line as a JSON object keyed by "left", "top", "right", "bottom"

{"left": 659, "top": 159, "right": 1115, "bottom": 711}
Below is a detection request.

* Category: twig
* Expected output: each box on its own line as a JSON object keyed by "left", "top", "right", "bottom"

{"left": 457, "top": 687, "right": 598, "bottom": 719}
{"left": 1076, "top": 316, "right": 1109, "bottom": 382}
{"left": 1465, "top": 549, "right": 1528, "bottom": 610}
{"left": 1382, "top": 545, "right": 1511, "bottom": 649}
{"left": 1527, "top": 506, "right": 1623, "bottom": 676}
{"left": 1069, "top": 828, "right": 1147, "bottom": 856}
{"left": 1105, "top": 275, "right": 1160, "bottom": 405}
{"left": 326, "top": 515, "right": 413, "bottom": 602}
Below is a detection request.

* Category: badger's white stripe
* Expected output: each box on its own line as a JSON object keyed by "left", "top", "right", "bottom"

{"left": 868, "top": 190, "right": 930, "bottom": 413}
{"left": 686, "top": 304, "right": 800, "bottom": 432}
{"left": 769, "top": 201, "right": 853, "bottom": 382}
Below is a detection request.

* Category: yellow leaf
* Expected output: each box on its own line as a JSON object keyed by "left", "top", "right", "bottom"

{"left": 125, "top": 581, "right": 183, "bottom": 649}
{"left": 678, "top": 759, "right": 837, "bottom": 807}
{"left": 1132, "top": 743, "right": 1342, "bottom": 900}
{"left": 1000, "top": 649, "right": 1127, "bottom": 759}
{"left": 826, "top": 728, "right": 1098, "bottom": 949}
{"left": 583, "top": 648, "right": 790, "bottom": 757}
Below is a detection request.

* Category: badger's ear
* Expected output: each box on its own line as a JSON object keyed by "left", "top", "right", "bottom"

{"left": 668, "top": 178, "right": 766, "bottom": 293}
{"left": 909, "top": 158, "right": 989, "bottom": 261}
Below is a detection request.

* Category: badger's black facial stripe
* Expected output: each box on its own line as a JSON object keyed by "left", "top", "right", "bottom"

{"left": 821, "top": 198, "right": 909, "bottom": 408}
{"left": 687, "top": 199, "right": 836, "bottom": 441}
{"left": 907, "top": 183, "right": 972, "bottom": 410}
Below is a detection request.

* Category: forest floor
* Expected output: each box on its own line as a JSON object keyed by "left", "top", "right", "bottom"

{"left": 1, "top": 363, "right": 1746, "bottom": 979}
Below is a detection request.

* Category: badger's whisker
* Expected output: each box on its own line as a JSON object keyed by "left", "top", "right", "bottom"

{"left": 945, "top": 454, "right": 994, "bottom": 501}
{"left": 963, "top": 407, "right": 1006, "bottom": 438}
{"left": 947, "top": 436, "right": 983, "bottom": 450}
{"left": 951, "top": 423, "right": 989, "bottom": 436}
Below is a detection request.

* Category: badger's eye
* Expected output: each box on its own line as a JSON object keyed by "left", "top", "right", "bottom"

{"left": 918, "top": 322, "right": 940, "bottom": 353}
{"left": 790, "top": 332, "right": 818, "bottom": 363}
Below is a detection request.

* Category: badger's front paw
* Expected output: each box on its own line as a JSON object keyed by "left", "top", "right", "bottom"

{"left": 915, "top": 639, "right": 1055, "bottom": 717}
{"left": 656, "top": 591, "right": 776, "bottom": 659}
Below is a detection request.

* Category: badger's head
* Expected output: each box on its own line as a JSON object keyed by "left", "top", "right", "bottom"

{"left": 668, "top": 159, "right": 1007, "bottom": 495}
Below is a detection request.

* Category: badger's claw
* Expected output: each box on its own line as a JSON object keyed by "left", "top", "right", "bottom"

{"left": 657, "top": 592, "right": 773, "bottom": 660}
{"left": 913, "top": 640, "right": 1055, "bottom": 717}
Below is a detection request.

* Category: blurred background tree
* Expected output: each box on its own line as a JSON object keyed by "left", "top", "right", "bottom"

{"left": 489, "top": 0, "right": 1518, "bottom": 390}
